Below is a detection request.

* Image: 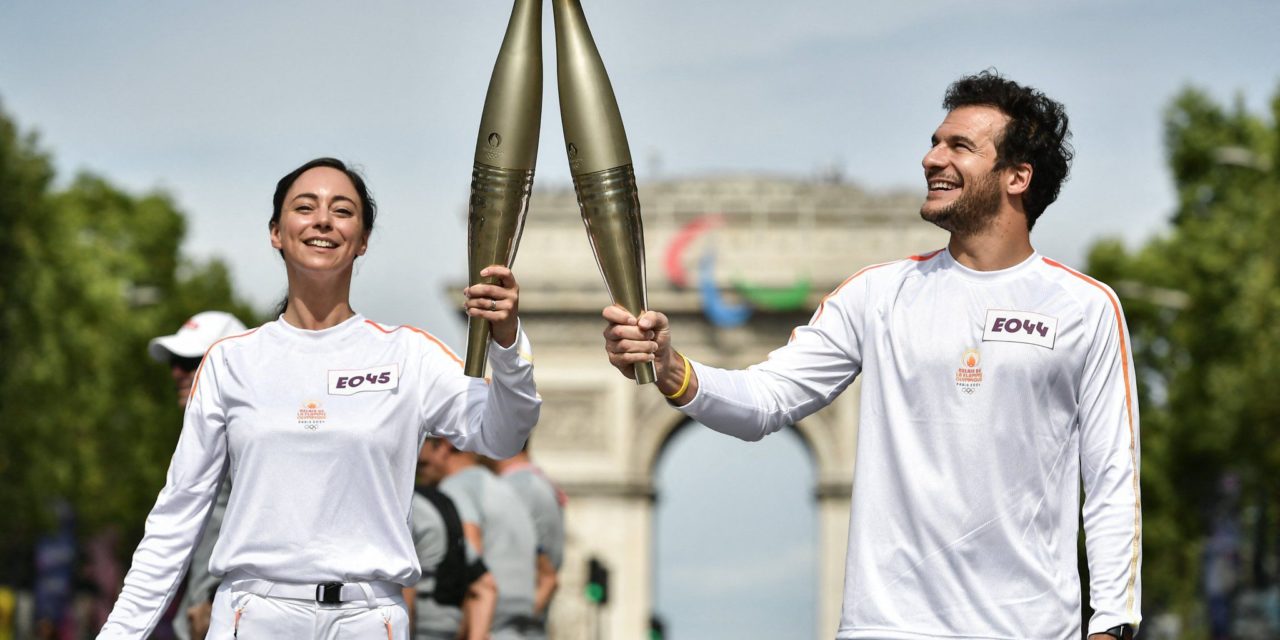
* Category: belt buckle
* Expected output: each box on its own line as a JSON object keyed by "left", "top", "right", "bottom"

{"left": 316, "top": 582, "right": 343, "bottom": 604}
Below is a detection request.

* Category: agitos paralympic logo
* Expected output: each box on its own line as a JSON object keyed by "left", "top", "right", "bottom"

{"left": 664, "top": 213, "right": 812, "bottom": 328}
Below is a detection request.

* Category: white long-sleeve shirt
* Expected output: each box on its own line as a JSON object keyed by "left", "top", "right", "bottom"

{"left": 99, "top": 314, "right": 541, "bottom": 639}
{"left": 682, "top": 249, "right": 1141, "bottom": 639}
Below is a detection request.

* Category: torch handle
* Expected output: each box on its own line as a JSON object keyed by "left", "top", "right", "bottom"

{"left": 633, "top": 359, "right": 657, "bottom": 385}
{"left": 572, "top": 164, "right": 655, "bottom": 385}
{"left": 464, "top": 162, "right": 534, "bottom": 378}
{"left": 464, "top": 311, "right": 494, "bottom": 379}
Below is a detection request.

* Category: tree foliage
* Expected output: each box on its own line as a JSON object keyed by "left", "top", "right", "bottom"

{"left": 0, "top": 98, "right": 259, "bottom": 572}
{"left": 1086, "top": 86, "right": 1280, "bottom": 615}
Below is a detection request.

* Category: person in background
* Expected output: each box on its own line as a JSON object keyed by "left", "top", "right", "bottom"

{"left": 406, "top": 445, "right": 497, "bottom": 640}
{"left": 485, "top": 443, "right": 565, "bottom": 640}
{"left": 418, "top": 438, "right": 538, "bottom": 639}
{"left": 33, "top": 501, "right": 76, "bottom": 640}
{"left": 147, "top": 310, "right": 247, "bottom": 640}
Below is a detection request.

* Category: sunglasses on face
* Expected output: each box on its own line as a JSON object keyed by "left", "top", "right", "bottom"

{"left": 170, "top": 355, "right": 204, "bottom": 372}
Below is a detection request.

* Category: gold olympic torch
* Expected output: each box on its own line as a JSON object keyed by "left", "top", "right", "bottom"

{"left": 553, "top": 0, "right": 655, "bottom": 384}
{"left": 464, "top": 0, "right": 543, "bottom": 378}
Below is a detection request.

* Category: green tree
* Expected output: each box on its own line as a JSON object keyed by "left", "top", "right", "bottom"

{"left": 0, "top": 98, "right": 259, "bottom": 569}
{"left": 1087, "top": 86, "right": 1280, "bottom": 623}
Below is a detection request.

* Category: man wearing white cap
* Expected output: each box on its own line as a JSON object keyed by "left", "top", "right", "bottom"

{"left": 149, "top": 311, "right": 248, "bottom": 410}
{"left": 147, "top": 310, "right": 247, "bottom": 640}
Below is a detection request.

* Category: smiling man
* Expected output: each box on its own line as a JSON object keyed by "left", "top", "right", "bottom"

{"left": 601, "top": 71, "right": 1141, "bottom": 639}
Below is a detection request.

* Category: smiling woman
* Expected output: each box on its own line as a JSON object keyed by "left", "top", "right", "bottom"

{"left": 267, "top": 158, "right": 376, "bottom": 322}
{"left": 96, "top": 157, "right": 543, "bottom": 640}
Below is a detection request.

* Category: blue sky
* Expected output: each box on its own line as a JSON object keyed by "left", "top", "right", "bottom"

{"left": 3, "top": 1, "right": 1277, "bottom": 350}
{"left": 3, "top": 1, "right": 1278, "bottom": 637}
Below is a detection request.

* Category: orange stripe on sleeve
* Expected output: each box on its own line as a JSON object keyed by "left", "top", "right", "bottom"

{"left": 908, "top": 248, "right": 945, "bottom": 262}
{"left": 364, "top": 320, "right": 464, "bottom": 367}
{"left": 1042, "top": 257, "right": 1141, "bottom": 619}
{"left": 188, "top": 328, "right": 260, "bottom": 401}
{"left": 794, "top": 249, "right": 944, "bottom": 341}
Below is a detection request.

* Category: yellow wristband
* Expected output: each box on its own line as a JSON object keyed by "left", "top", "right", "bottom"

{"left": 664, "top": 352, "right": 692, "bottom": 400}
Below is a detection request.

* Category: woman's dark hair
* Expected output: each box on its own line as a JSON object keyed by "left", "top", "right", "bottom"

{"left": 942, "top": 70, "right": 1073, "bottom": 230}
{"left": 271, "top": 157, "right": 377, "bottom": 234}
{"left": 271, "top": 157, "right": 377, "bottom": 315}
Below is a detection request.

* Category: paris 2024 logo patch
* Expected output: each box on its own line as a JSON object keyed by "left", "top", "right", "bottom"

{"left": 955, "top": 348, "right": 983, "bottom": 395}
{"left": 297, "top": 401, "right": 327, "bottom": 430}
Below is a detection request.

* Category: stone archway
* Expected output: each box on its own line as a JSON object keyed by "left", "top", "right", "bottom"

{"left": 469, "top": 175, "right": 945, "bottom": 639}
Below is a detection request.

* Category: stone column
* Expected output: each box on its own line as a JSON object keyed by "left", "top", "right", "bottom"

{"left": 799, "top": 381, "right": 860, "bottom": 639}
{"left": 816, "top": 482, "right": 853, "bottom": 637}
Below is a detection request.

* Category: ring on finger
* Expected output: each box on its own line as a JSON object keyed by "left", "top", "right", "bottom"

{"left": 489, "top": 299, "right": 498, "bottom": 312}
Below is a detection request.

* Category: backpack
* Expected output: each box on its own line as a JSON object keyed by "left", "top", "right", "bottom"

{"left": 417, "top": 486, "right": 487, "bottom": 607}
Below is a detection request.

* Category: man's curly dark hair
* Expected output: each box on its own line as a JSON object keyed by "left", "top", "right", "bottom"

{"left": 942, "top": 70, "right": 1074, "bottom": 230}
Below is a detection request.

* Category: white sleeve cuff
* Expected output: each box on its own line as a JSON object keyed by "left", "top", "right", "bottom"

{"left": 487, "top": 320, "right": 534, "bottom": 374}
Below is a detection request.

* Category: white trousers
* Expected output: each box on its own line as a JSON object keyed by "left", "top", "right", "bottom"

{"left": 205, "top": 579, "right": 409, "bottom": 640}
